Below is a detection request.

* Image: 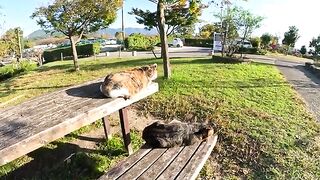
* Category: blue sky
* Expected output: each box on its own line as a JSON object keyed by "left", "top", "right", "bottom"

{"left": 0, "top": 0, "right": 319, "bottom": 48}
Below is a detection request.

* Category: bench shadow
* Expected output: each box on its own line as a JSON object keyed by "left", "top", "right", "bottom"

{"left": 2, "top": 141, "right": 105, "bottom": 179}
{"left": 65, "top": 82, "right": 106, "bottom": 99}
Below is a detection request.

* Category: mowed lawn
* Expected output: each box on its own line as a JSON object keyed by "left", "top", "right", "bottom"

{"left": 0, "top": 57, "right": 319, "bottom": 179}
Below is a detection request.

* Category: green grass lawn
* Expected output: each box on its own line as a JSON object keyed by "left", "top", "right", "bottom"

{"left": 0, "top": 56, "right": 319, "bottom": 179}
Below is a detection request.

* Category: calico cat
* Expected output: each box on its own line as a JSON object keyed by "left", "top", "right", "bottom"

{"left": 142, "top": 120, "right": 214, "bottom": 148}
{"left": 100, "top": 64, "right": 157, "bottom": 99}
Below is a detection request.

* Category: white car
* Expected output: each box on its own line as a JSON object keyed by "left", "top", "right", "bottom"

{"left": 169, "top": 38, "right": 184, "bottom": 48}
{"left": 232, "top": 39, "right": 253, "bottom": 48}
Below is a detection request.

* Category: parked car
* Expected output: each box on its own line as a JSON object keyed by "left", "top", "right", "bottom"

{"left": 231, "top": 39, "right": 253, "bottom": 48}
{"left": 170, "top": 38, "right": 184, "bottom": 47}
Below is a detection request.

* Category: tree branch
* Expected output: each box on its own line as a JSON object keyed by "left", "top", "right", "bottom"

{"left": 167, "top": 25, "right": 177, "bottom": 36}
{"left": 76, "top": 30, "right": 85, "bottom": 43}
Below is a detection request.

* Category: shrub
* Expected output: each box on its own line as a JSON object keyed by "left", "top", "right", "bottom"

{"left": 238, "top": 47, "right": 258, "bottom": 54}
{"left": 184, "top": 38, "right": 212, "bottom": 47}
{"left": 0, "top": 61, "right": 37, "bottom": 81}
{"left": 276, "top": 45, "right": 289, "bottom": 54}
{"left": 257, "top": 48, "right": 267, "bottom": 55}
{"left": 250, "top": 37, "right": 261, "bottom": 48}
{"left": 125, "top": 33, "right": 160, "bottom": 51}
{"left": 43, "top": 43, "right": 101, "bottom": 62}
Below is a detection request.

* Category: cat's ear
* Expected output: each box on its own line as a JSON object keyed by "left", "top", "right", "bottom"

{"left": 150, "top": 63, "right": 157, "bottom": 69}
{"left": 141, "top": 66, "right": 150, "bottom": 71}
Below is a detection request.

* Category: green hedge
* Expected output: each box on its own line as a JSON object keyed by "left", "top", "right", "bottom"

{"left": 124, "top": 33, "right": 160, "bottom": 51}
{"left": 184, "top": 38, "right": 213, "bottom": 47}
{"left": 238, "top": 47, "right": 267, "bottom": 55}
{"left": 43, "top": 43, "right": 101, "bottom": 62}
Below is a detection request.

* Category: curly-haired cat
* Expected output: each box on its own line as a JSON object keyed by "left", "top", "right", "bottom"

{"left": 100, "top": 64, "right": 157, "bottom": 99}
{"left": 142, "top": 120, "right": 214, "bottom": 148}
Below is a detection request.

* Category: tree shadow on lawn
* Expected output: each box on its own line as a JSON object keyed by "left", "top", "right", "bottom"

{"left": 38, "top": 58, "right": 161, "bottom": 73}
{"left": 37, "top": 57, "right": 219, "bottom": 73}
{"left": 169, "top": 78, "right": 290, "bottom": 89}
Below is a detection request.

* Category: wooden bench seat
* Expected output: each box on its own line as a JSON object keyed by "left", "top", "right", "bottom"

{"left": 99, "top": 135, "right": 218, "bottom": 180}
{"left": 0, "top": 79, "right": 158, "bottom": 166}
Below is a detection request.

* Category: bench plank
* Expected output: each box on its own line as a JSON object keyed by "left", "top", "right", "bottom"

{"left": 100, "top": 145, "right": 152, "bottom": 180}
{"left": 0, "top": 98, "right": 93, "bottom": 137}
{"left": 0, "top": 81, "right": 81, "bottom": 121}
{"left": 156, "top": 141, "right": 202, "bottom": 180}
{"left": 0, "top": 80, "right": 103, "bottom": 124}
{"left": 0, "top": 82, "right": 158, "bottom": 166}
{"left": 137, "top": 146, "right": 184, "bottom": 180}
{"left": 118, "top": 148, "right": 167, "bottom": 179}
{"left": 176, "top": 135, "right": 218, "bottom": 180}
{"left": 101, "top": 135, "right": 218, "bottom": 180}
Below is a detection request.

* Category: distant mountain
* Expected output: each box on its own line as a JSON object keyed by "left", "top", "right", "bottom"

{"left": 27, "top": 30, "right": 63, "bottom": 39}
{"left": 27, "top": 27, "right": 157, "bottom": 40}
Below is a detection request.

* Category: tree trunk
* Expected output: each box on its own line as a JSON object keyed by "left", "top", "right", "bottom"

{"left": 157, "top": 0, "right": 171, "bottom": 79}
{"left": 69, "top": 36, "right": 80, "bottom": 71}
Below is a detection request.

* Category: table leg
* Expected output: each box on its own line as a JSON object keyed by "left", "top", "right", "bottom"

{"left": 102, "top": 116, "right": 112, "bottom": 140}
{"left": 119, "top": 107, "right": 133, "bottom": 155}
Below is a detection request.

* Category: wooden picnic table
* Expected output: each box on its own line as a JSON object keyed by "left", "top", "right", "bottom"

{"left": 0, "top": 79, "right": 158, "bottom": 166}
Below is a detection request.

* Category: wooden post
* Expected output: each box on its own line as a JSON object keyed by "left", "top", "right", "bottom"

{"left": 119, "top": 107, "right": 133, "bottom": 155}
{"left": 102, "top": 116, "right": 112, "bottom": 140}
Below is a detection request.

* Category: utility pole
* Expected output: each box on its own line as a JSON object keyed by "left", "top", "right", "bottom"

{"left": 122, "top": 2, "right": 125, "bottom": 50}
{"left": 119, "top": 1, "right": 125, "bottom": 58}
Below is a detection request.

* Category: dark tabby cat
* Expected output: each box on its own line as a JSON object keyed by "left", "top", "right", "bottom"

{"left": 100, "top": 64, "right": 157, "bottom": 99}
{"left": 142, "top": 120, "right": 214, "bottom": 148}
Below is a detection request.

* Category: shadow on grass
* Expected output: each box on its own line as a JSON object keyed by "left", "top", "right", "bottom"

{"left": 2, "top": 142, "right": 104, "bottom": 179}
{"left": 39, "top": 58, "right": 160, "bottom": 73}
{"left": 38, "top": 57, "right": 219, "bottom": 74}
{"left": 165, "top": 78, "right": 290, "bottom": 89}
{"left": 1, "top": 132, "right": 130, "bottom": 179}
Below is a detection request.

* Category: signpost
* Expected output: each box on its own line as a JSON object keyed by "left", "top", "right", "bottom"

{"left": 212, "top": 32, "right": 222, "bottom": 55}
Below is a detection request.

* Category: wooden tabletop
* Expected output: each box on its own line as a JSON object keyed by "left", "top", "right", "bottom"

{"left": 0, "top": 80, "right": 158, "bottom": 166}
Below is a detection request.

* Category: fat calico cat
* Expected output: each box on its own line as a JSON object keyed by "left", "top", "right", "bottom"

{"left": 100, "top": 64, "right": 157, "bottom": 99}
{"left": 142, "top": 120, "right": 214, "bottom": 148}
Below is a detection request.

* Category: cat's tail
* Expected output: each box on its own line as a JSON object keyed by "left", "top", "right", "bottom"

{"left": 100, "top": 83, "right": 130, "bottom": 99}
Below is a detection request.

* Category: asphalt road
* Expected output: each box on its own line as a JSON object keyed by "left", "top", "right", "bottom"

{"left": 98, "top": 46, "right": 213, "bottom": 58}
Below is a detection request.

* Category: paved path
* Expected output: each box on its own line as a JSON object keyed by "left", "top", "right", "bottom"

{"left": 246, "top": 54, "right": 320, "bottom": 121}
